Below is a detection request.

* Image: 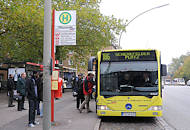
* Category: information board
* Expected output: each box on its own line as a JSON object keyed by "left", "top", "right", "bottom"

{"left": 52, "top": 81, "right": 58, "bottom": 90}
{"left": 54, "top": 10, "right": 76, "bottom": 46}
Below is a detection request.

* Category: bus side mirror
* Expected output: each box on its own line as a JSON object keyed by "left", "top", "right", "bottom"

{"left": 88, "top": 57, "right": 96, "bottom": 71}
{"left": 161, "top": 64, "right": 167, "bottom": 76}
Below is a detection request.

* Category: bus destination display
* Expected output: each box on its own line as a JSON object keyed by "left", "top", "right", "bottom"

{"left": 101, "top": 51, "right": 156, "bottom": 62}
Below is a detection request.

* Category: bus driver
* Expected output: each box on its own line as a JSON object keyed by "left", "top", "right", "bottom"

{"left": 119, "top": 73, "right": 133, "bottom": 86}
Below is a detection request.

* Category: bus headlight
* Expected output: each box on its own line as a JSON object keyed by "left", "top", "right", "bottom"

{"left": 148, "top": 106, "right": 162, "bottom": 111}
{"left": 97, "top": 105, "right": 111, "bottom": 110}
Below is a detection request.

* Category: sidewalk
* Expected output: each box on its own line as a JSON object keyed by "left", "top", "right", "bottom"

{"left": 0, "top": 92, "right": 99, "bottom": 130}
{"left": 0, "top": 92, "right": 29, "bottom": 129}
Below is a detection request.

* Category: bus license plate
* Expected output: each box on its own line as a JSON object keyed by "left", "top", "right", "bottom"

{"left": 121, "top": 112, "right": 136, "bottom": 116}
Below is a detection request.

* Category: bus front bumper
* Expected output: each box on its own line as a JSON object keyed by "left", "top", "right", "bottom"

{"left": 97, "top": 110, "right": 162, "bottom": 117}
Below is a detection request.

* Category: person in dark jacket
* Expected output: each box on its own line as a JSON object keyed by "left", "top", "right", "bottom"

{"left": 35, "top": 73, "right": 40, "bottom": 115}
{"left": 72, "top": 75, "right": 78, "bottom": 97}
{"left": 37, "top": 73, "right": 43, "bottom": 117}
{"left": 79, "top": 73, "right": 94, "bottom": 113}
{"left": 16, "top": 72, "right": 27, "bottom": 111}
{"left": 7, "top": 74, "right": 15, "bottom": 107}
{"left": 26, "top": 72, "right": 39, "bottom": 127}
{"left": 76, "top": 74, "right": 85, "bottom": 109}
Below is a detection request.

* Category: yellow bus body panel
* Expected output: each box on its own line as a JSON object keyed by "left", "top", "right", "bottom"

{"left": 97, "top": 95, "right": 162, "bottom": 117}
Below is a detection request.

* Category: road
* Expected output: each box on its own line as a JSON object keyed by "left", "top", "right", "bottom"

{"left": 100, "top": 86, "right": 190, "bottom": 130}
{"left": 162, "top": 86, "right": 190, "bottom": 130}
{"left": 100, "top": 117, "right": 163, "bottom": 130}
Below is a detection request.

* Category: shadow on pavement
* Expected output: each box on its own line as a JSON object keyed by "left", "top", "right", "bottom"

{"left": 101, "top": 116, "right": 156, "bottom": 123}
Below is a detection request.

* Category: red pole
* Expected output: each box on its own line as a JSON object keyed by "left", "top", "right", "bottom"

{"left": 51, "top": 9, "right": 55, "bottom": 122}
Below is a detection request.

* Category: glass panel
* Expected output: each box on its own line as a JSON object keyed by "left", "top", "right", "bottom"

{"left": 100, "top": 61, "right": 158, "bottom": 96}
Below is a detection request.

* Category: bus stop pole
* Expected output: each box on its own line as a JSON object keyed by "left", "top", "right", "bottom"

{"left": 43, "top": 0, "right": 52, "bottom": 130}
{"left": 51, "top": 9, "right": 55, "bottom": 123}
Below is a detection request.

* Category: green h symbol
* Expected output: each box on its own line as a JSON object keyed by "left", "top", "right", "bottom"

{"left": 59, "top": 12, "right": 71, "bottom": 24}
{"left": 63, "top": 14, "right": 68, "bottom": 22}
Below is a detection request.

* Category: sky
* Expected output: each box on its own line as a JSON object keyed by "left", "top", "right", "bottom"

{"left": 100, "top": 0, "right": 190, "bottom": 65}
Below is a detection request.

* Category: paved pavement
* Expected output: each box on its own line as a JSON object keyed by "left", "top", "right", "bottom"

{"left": 0, "top": 92, "right": 98, "bottom": 130}
{"left": 162, "top": 85, "right": 190, "bottom": 130}
{"left": 0, "top": 92, "right": 30, "bottom": 128}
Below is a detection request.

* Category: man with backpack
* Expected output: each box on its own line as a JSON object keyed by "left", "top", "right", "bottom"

{"left": 79, "top": 73, "right": 94, "bottom": 113}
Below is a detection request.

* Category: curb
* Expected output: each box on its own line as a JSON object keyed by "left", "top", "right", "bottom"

{"left": 94, "top": 118, "right": 101, "bottom": 130}
{"left": 156, "top": 117, "right": 175, "bottom": 130}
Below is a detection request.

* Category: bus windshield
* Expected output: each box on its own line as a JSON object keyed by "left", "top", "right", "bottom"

{"left": 100, "top": 61, "right": 158, "bottom": 97}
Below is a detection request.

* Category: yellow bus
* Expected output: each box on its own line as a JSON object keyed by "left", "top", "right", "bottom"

{"left": 88, "top": 49, "right": 167, "bottom": 117}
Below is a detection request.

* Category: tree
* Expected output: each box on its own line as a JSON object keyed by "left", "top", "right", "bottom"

{"left": 173, "top": 56, "right": 190, "bottom": 82}
{"left": 0, "top": 0, "right": 44, "bottom": 62}
{"left": 0, "top": 0, "right": 127, "bottom": 71}
{"left": 168, "top": 54, "right": 188, "bottom": 77}
{"left": 169, "top": 51, "right": 190, "bottom": 81}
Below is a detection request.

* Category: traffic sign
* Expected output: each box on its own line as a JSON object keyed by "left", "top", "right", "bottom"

{"left": 59, "top": 12, "right": 72, "bottom": 24}
{"left": 54, "top": 10, "right": 76, "bottom": 45}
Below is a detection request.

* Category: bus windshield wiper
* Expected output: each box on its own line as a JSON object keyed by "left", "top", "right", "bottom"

{"left": 134, "top": 87, "right": 158, "bottom": 92}
{"left": 132, "top": 92, "right": 154, "bottom": 98}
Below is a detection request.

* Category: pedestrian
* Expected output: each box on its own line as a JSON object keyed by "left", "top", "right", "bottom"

{"left": 76, "top": 74, "right": 85, "bottom": 110}
{"left": 72, "top": 75, "right": 78, "bottom": 97}
{"left": 62, "top": 75, "right": 67, "bottom": 93}
{"left": 26, "top": 71, "right": 39, "bottom": 127}
{"left": 7, "top": 74, "right": 15, "bottom": 107}
{"left": 79, "top": 73, "right": 94, "bottom": 113}
{"left": 35, "top": 72, "right": 40, "bottom": 115}
{"left": 16, "top": 72, "right": 27, "bottom": 111}
{"left": 37, "top": 73, "right": 43, "bottom": 117}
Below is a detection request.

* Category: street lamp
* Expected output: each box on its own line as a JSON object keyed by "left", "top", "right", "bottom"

{"left": 118, "top": 3, "right": 169, "bottom": 47}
